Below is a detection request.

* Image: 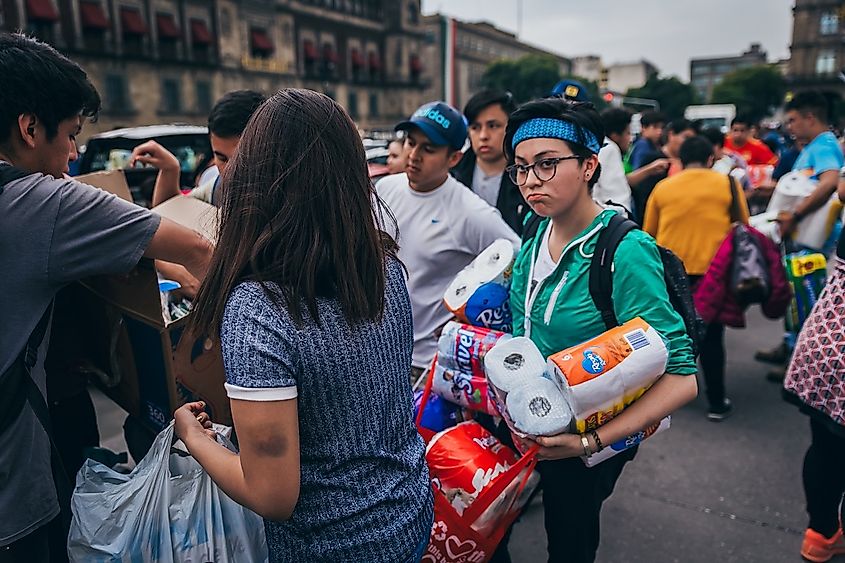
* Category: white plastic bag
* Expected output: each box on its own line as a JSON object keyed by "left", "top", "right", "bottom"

{"left": 68, "top": 422, "right": 268, "bottom": 562}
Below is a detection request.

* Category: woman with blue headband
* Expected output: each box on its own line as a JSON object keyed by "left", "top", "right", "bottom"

{"left": 500, "top": 98, "right": 698, "bottom": 563}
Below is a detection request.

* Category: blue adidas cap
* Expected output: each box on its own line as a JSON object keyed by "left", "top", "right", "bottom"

{"left": 550, "top": 79, "right": 591, "bottom": 102}
{"left": 395, "top": 101, "right": 468, "bottom": 150}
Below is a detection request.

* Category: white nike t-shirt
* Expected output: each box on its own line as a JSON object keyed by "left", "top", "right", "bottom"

{"left": 377, "top": 173, "right": 519, "bottom": 368}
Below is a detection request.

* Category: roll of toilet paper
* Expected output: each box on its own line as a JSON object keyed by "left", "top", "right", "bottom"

{"left": 505, "top": 378, "right": 573, "bottom": 437}
{"left": 548, "top": 318, "right": 668, "bottom": 433}
{"left": 484, "top": 337, "right": 547, "bottom": 394}
{"left": 444, "top": 239, "right": 515, "bottom": 332}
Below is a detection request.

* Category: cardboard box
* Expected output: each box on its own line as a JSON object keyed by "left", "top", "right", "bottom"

{"left": 70, "top": 171, "right": 229, "bottom": 432}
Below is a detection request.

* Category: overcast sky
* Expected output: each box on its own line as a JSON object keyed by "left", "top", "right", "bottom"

{"left": 421, "top": 0, "right": 794, "bottom": 81}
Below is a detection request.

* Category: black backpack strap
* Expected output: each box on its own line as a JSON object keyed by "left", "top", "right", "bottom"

{"left": 521, "top": 212, "right": 543, "bottom": 244}
{"left": 589, "top": 214, "right": 638, "bottom": 329}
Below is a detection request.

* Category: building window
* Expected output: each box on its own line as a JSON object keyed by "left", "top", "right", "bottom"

{"left": 104, "top": 74, "right": 131, "bottom": 113}
{"left": 157, "top": 13, "right": 181, "bottom": 60}
{"left": 161, "top": 78, "right": 181, "bottom": 113}
{"left": 25, "top": 0, "right": 59, "bottom": 44}
{"left": 79, "top": 1, "right": 109, "bottom": 50}
{"left": 303, "top": 39, "right": 318, "bottom": 76}
{"left": 250, "top": 27, "right": 274, "bottom": 59}
{"left": 408, "top": 1, "right": 418, "bottom": 25}
{"left": 196, "top": 81, "right": 212, "bottom": 114}
{"left": 120, "top": 7, "right": 148, "bottom": 57}
{"left": 410, "top": 54, "right": 422, "bottom": 82}
{"left": 816, "top": 50, "right": 836, "bottom": 75}
{"left": 347, "top": 91, "right": 358, "bottom": 119}
{"left": 820, "top": 12, "right": 839, "bottom": 35}
{"left": 190, "top": 19, "right": 213, "bottom": 63}
{"left": 368, "top": 50, "right": 381, "bottom": 81}
{"left": 369, "top": 93, "right": 378, "bottom": 117}
{"left": 350, "top": 47, "right": 365, "bottom": 81}
{"left": 321, "top": 43, "right": 338, "bottom": 77}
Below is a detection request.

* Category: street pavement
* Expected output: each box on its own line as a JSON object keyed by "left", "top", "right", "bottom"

{"left": 509, "top": 307, "right": 831, "bottom": 563}
{"left": 90, "top": 307, "right": 839, "bottom": 563}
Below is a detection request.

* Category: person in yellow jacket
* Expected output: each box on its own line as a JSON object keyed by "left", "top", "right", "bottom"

{"left": 644, "top": 135, "right": 750, "bottom": 421}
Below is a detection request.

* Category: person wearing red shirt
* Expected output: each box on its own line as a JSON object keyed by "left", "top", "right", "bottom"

{"left": 724, "top": 115, "right": 778, "bottom": 165}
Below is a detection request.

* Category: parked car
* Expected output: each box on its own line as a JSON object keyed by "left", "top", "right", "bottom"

{"left": 366, "top": 146, "right": 391, "bottom": 179}
{"left": 76, "top": 125, "right": 212, "bottom": 208}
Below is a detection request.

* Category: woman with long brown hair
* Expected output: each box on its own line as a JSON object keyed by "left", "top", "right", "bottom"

{"left": 172, "top": 88, "right": 433, "bottom": 563}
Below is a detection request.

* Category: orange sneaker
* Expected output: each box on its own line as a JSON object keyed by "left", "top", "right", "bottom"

{"left": 802, "top": 528, "right": 845, "bottom": 562}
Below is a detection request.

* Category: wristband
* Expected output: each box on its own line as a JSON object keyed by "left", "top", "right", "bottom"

{"left": 580, "top": 434, "right": 591, "bottom": 457}
{"left": 590, "top": 430, "right": 604, "bottom": 452}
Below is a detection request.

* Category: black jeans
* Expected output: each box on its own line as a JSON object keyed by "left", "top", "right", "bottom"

{"left": 0, "top": 516, "right": 68, "bottom": 563}
{"left": 492, "top": 446, "right": 635, "bottom": 563}
{"left": 699, "top": 322, "right": 726, "bottom": 409}
{"left": 804, "top": 418, "right": 845, "bottom": 538}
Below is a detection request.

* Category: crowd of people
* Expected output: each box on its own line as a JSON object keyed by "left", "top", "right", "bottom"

{"left": 1, "top": 30, "right": 845, "bottom": 563}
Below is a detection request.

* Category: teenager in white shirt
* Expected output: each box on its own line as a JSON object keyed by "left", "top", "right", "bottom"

{"left": 377, "top": 102, "right": 519, "bottom": 375}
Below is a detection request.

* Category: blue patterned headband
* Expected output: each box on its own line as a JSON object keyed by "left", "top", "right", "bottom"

{"left": 511, "top": 117, "right": 602, "bottom": 154}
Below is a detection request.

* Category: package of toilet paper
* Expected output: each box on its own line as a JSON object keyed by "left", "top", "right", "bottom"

{"left": 582, "top": 416, "right": 671, "bottom": 467}
{"left": 548, "top": 318, "right": 668, "bottom": 433}
{"left": 414, "top": 389, "right": 465, "bottom": 434}
{"left": 426, "top": 421, "right": 540, "bottom": 537}
{"left": 433, "top": 322, "right": 511, "bottom": 416}
{"left": 444, "top": 239, "right": 516, "bottom": 332}
{"left": 484, "top": 337, "right": 573, "bottom": 437}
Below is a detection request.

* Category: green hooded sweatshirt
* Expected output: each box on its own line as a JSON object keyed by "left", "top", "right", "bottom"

{"left": 510, "top": 209, "right": 697, "bottom": 375}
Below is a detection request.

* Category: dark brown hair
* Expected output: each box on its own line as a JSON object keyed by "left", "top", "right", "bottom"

{"left": 191, "top": 88, "right": 397, "bottom": 333}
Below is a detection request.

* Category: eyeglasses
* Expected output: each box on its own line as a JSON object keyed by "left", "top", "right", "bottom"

{"left": 506, "top": 156, "right": 580, "bottom": 186}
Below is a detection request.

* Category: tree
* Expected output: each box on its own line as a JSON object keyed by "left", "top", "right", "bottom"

{"left": 627, "top": 74, "right": 699, "bottom": 121}
{"left": 481, "top": 54, "right": 561, "bottom": 103}
{"left": 711, "top": 65, "right": 786, "bottom": 122}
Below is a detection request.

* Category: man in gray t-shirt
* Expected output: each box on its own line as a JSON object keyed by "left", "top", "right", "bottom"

{"left": 0, "top": 33, "right": 212, "bottom": 562}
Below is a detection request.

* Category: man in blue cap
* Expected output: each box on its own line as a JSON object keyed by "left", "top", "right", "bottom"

{"left": 377, "top": 101, "right": 519, "bottom": 379}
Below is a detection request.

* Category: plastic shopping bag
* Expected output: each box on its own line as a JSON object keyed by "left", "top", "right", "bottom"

{"left": 68, "top": 421, "right": 268, "bottom": 562}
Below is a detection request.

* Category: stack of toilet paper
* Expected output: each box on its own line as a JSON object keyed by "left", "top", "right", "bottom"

{"left": 484, "top": 337, "right": 573, "bottom": 437}
{"left": 432, "top": 322, "right": 511, "bottom": 416}
{"left": 548, "top": 318, "right": 668, "bottom": 434}
{"left": 426, "top": 421, "right": 540, "bottom": 537}
{"left": 443, "top": 239, "right": 516, "bottom": 332}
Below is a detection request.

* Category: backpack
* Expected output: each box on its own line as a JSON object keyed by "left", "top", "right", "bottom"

{"left": 725, "top": 176, "right": 770, "bottom": 306}
{"left": 522, "top": 212, "right": 705, "bottom": 357}
{"left": 0, "top": 163, "right": 72, "bottom": 523}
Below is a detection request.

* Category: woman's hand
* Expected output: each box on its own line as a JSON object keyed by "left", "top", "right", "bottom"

{"left": 518, "top": 432, "right": 585, "bottom": 461}
{"left": 174, "top": 401, "right": 216, "bottom": 444}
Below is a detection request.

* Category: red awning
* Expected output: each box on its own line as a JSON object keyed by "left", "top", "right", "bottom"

{"left": 251, "top": 28, "right": 274, "bottom": 53}
{"left": 303, "top": 39, "right": 317, "bottom": 61}
{"left": 190, "top": 19, "right": 212, "bottom": 45}
{"left": 156, "top": 13, "right": 181, "bottom": 39}
{"left": 79, "top": 1, "right": 109, "bottom": 30}
{"left": 368, "top": 51, "right": 381, "bottom": 70}
{"left": 350, "top": 48, "right": 365, "bottom": 67}
{"left": 410, "top": 54, "right": 423, "bottom": 73}
{"left": 120, "top": 7, "right": 147, "bottom": 35}
{"left": 322, "top": 43, "right": 337, "bottom": 64}
{"left": 26, "top": 0, "right": 59, "bottom": 22}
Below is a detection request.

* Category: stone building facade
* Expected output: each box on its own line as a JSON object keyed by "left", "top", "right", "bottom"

{"left": 690, "top": 43, "right": 769, "bottom": 102}
{"left": 788, "top": 0, "right": 845, "bottom": 100}
{"left": 0, "top": 0, "right": 428, "bottom": 138}
{"left": 422, "top": 14, "right": 570, "bottom": 111}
